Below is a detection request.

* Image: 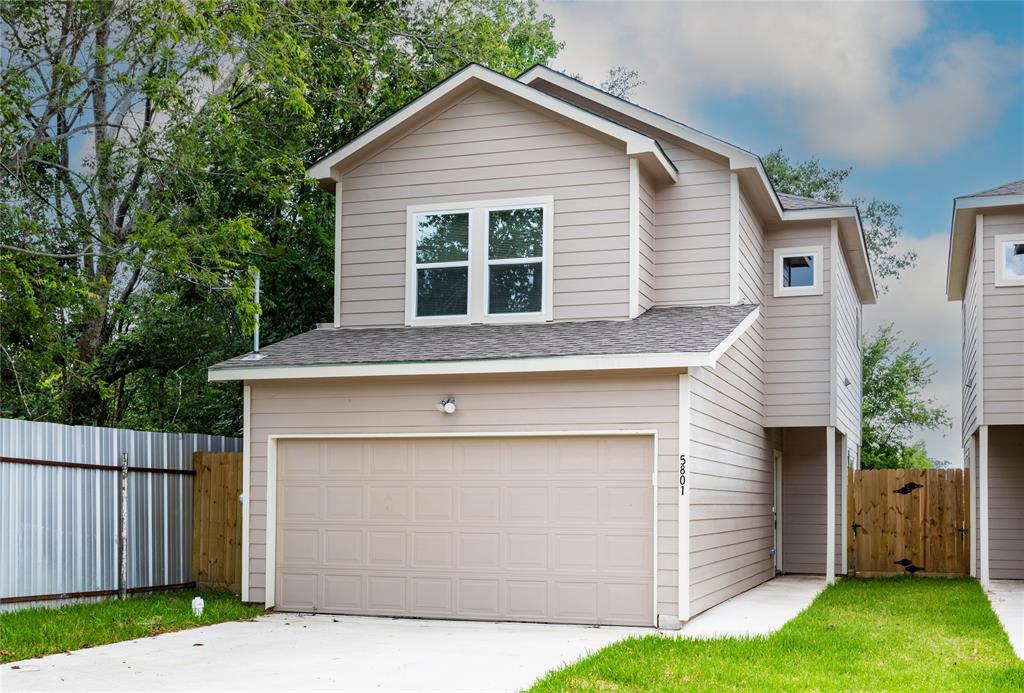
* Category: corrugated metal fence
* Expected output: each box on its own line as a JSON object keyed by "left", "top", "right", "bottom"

{"left": 0, "top": 418, "right": 241, "bottom": 610}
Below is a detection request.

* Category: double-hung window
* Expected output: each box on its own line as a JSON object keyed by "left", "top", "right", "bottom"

{"left": 407, "top": 197, "right": 553, "bottom": 325}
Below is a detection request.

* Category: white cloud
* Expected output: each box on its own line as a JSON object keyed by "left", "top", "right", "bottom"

{"left": 864, "top": 233, "right": 962, "bottom": 465}
{"left": 542, "top": 1, "right": 1020, "bottom": 165}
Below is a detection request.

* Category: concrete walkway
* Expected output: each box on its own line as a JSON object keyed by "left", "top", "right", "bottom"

{"left": 678, "top": 574, "right": 827, "bottom": 638}
{"left": 1, "top": 614, "right": 650, "bottom": 692}
{"left": 987, "top": 580, "right": 1024, "bottom": 658}
{"left": 1, "top": 576, "right": 825, "bottom": 692}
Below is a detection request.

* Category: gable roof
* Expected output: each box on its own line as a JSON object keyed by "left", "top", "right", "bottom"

{"left": 307, "top": 63, "right": 677, "bottom": 186}
{"left": 209, "top": 304, "right": 758, "bottom": 381}
{"left": 304, "top": 62, "right": 876, "bottom": 303}
{"left": 947, "top": 178, "right": 1024, "bottom": 299}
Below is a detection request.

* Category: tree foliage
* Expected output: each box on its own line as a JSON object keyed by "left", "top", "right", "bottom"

{"left": 861, "top": 325, "right": 951, "bottom": 469}
{"left": 1, "top": 0, "right": 560, "bottom": 434}
{"left": 599, "top": 66, "right": 645, "bottom": 102}
{"left": 761, "top": 149, "right": 916, "bottom": 290}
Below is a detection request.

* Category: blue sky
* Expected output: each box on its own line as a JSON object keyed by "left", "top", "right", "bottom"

{"left": 543, "top": 1, "right": 1024, "bottom": 463}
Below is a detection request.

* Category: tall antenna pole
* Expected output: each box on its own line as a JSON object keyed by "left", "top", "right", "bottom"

{"left": 253, "top": 269, "right": 260, "bottom": 355}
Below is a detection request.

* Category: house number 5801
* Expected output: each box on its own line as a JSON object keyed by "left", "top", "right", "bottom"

{"left": 678, "top": 454, "right": 686, "bottom": 497}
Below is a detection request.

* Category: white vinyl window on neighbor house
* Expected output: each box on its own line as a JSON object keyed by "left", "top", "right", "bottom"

{"left": 774, "top": 246, "right": 823, "bottom": 297}
{"left": 994, "top": 234, "right": 1024, "bottom": 288}
{"left": 406, "top": 197, "right": 553, "bottom": 325}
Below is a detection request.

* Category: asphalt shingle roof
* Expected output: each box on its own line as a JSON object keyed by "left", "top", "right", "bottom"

{"left": 210, "top": 304, "right": 758, "bottom": 371}
{"left": 962, "top": 179, "right": 1024, "bottom": 198}
{"left": 777, "top": 193, "right": 850, "bottom": 210}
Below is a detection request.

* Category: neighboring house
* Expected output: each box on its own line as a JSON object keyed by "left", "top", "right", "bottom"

{"left": 947, "top": 179, "right": 1024, "bottom": 586}
{"left": 210, "top": 64, "right": 876, "bottom": 628}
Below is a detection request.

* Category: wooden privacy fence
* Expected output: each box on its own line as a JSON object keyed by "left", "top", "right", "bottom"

{"left": 848, "top": 468, "right": 970, "bottom": 577}
{"left": 192, "top": 452, "right": 243, "bottom": 592}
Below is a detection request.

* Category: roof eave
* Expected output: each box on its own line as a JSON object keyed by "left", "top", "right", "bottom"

{"left": 307, "top": 63, "right": 677, "bottom": 186}
{"left": 946, "top": 193, "right": 1024, "bottom": 299}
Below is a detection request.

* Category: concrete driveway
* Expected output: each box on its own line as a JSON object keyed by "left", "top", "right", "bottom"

{"left": 1, "top": 613, "right": 650, "bottom": 692}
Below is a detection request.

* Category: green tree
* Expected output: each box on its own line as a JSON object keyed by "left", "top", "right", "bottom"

{"left": 762, "top": 149, "right": 916, "bottom": 288}
{"left": 860, "top": 325, "right": 951, "bottom": 469}
{"left": 1, "top": 0, "right": 560, "bottom": 433}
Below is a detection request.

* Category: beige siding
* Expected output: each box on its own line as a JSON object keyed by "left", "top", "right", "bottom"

{"left": 834, "top": 243, "right": 862, "bottom": 444}
{"left": 245, "top": 372, "right": 681, "bottom": 622}
{"left": 963, "top": 237, "right": 981, "bottom": 440}
{"left": 988, "top": 425, "right": 1024, "bottom": 579}
{"left": 736, "top": 187, "right": 764, "bottom": 304}
{"left": 689, "top": 320, "right": 776, "bottom": 615}
{"left": 339, "top": 88, "right": 631, "bottom": 327}
{"left": 653, "top": 142, "right": 732, "bottom": 306}
{"left": 780, "top": 427, "right": 826, "bottom": 574}
{"left": 638, "top": 168, "right": 656, "bottom": 312}
{"left": 982, "top": 210, "right": 1024, "bottom": 425}
{"left": 763, "top": 223, "right": 833, "bottom": 428}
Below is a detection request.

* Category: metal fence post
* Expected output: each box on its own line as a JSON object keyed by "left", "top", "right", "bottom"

{"left": 118, "top": 452, "right": 128, "bottom": 599}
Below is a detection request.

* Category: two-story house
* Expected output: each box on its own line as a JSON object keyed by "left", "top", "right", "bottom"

{"left": 210, "top": 64, "right": 876, "bottom": 629}
{"left": 947, "top": 179, "right": 1024, "bottom": 586}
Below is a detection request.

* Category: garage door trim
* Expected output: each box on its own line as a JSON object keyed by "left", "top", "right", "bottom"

{"left": 263, "top": 429, "right": 660, "bottom": 624}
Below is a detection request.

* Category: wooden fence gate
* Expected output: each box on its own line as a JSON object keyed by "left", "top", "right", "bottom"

{"left": 192, "top": 451, "right": 243, "bottom": 592}
{"left": 848, "top": 468, "right": 970, "bottom": 577}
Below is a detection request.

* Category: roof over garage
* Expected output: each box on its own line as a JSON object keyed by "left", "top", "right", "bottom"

{"left": 209, "top": 304, "right": 759, "bottom": 380}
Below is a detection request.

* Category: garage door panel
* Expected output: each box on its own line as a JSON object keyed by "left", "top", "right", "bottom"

{"left": 551, "top": 439, "right": 600, "bottom": 475}
{"left": 552, "top": 486, "right": 599, "bottom": 522}
{"left": 368, "top": 487, "right": 409, "bottom": 519}
{"left": 459, "top": 487, "right": 501, "bottom": 521}
{"left": 325, "top": 530, "right": 362, "bottom": 564}
{"left": 276, "top": 436, "right": 653, "bottom": 625}
{"left": 412, "top": 577, "right": 453, "bottom": 613}
{"left": 414, "top": 487, "right": 454, "bottom": 520}
{"left": 325, "top": 486, "right": 363, "bottom": 519}
{"left": 459, "top": 532, "right": 501, "bottom": 569}
{"left": 323, "top": 574, "right": 362, "bottom": 610}
{"left": 280, "top": 485, "right": 321, "bottom": 520}
{"left": 367, "top": 531, "right": 407, "bottom": 566}
{"left": 412, "top": 531, "right": 453, "bottom": 568}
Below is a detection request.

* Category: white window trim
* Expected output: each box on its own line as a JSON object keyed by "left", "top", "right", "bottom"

{"left": 774, "top": 245, "right": 824, "bottom": 297}
{"left": 994, "top": 233, "right": 1024, "bottom": 287}
{"left": 405, "top": 196, "right": 553, "bottom": 326}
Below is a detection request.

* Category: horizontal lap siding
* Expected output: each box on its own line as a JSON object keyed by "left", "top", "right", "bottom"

{"left": 638, "top": 169, "right": 656, "bottom": 312}
{"left": 654, "top": 143, "right": 731, "bottom": 306}
{"left": 963, "top": 241, "right": 981, "bottom": 441}
{"left": 982, "top": 211, "right": 1024, "bottom": 425}
{"left": 781, "top": 427, "right": 825, "bottom": 574}
{"left": 763, "top": 224, "right": 832, "bottom": 428}
{"left": 340, "top": 88, "right": 630, "bottom": 327}
{"left": 737, "top": 188, "right": 763, "bottom": 304}
{"left": 834, "top": 244, "right": 862, "bottom": 444}
{"left": 689, "top": 188, "right": 774, "bottom": 615}
{"left": 245, "top": 372, "right": 680, "bottom": 621}
{"left": 989, "top": 426, "right": 1023, "bottom": 579}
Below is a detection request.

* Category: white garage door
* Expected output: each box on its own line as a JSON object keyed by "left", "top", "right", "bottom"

{"left": 274, "top": 435, "right": 654, "bottom": 625}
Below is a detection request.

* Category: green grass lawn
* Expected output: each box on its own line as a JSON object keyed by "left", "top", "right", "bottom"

{"left": 0, "top": 588, "right": 264, "bottom": 663}
{"left": 530, "top": 577, "right": 1024, "bottom": 692}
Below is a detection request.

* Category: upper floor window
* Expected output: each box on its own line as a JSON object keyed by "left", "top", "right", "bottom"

{"left": 995, "top": 234, "right": 1024, "bottom": 288}
{"left": 406, "top": 197, "right": 553, "bottom": 325}
{"left": 774, "top": 246, "right": 823, "bottom": 297}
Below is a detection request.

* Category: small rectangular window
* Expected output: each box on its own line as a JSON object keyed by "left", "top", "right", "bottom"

{"left": 996, "top": 234, "right": 1024, "bottom": 287}
{"left": 774, "top": 246, "right": 823, "bottom": 297}
{"left": 413, "top": 212, "right": 470, "bottom": 318}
